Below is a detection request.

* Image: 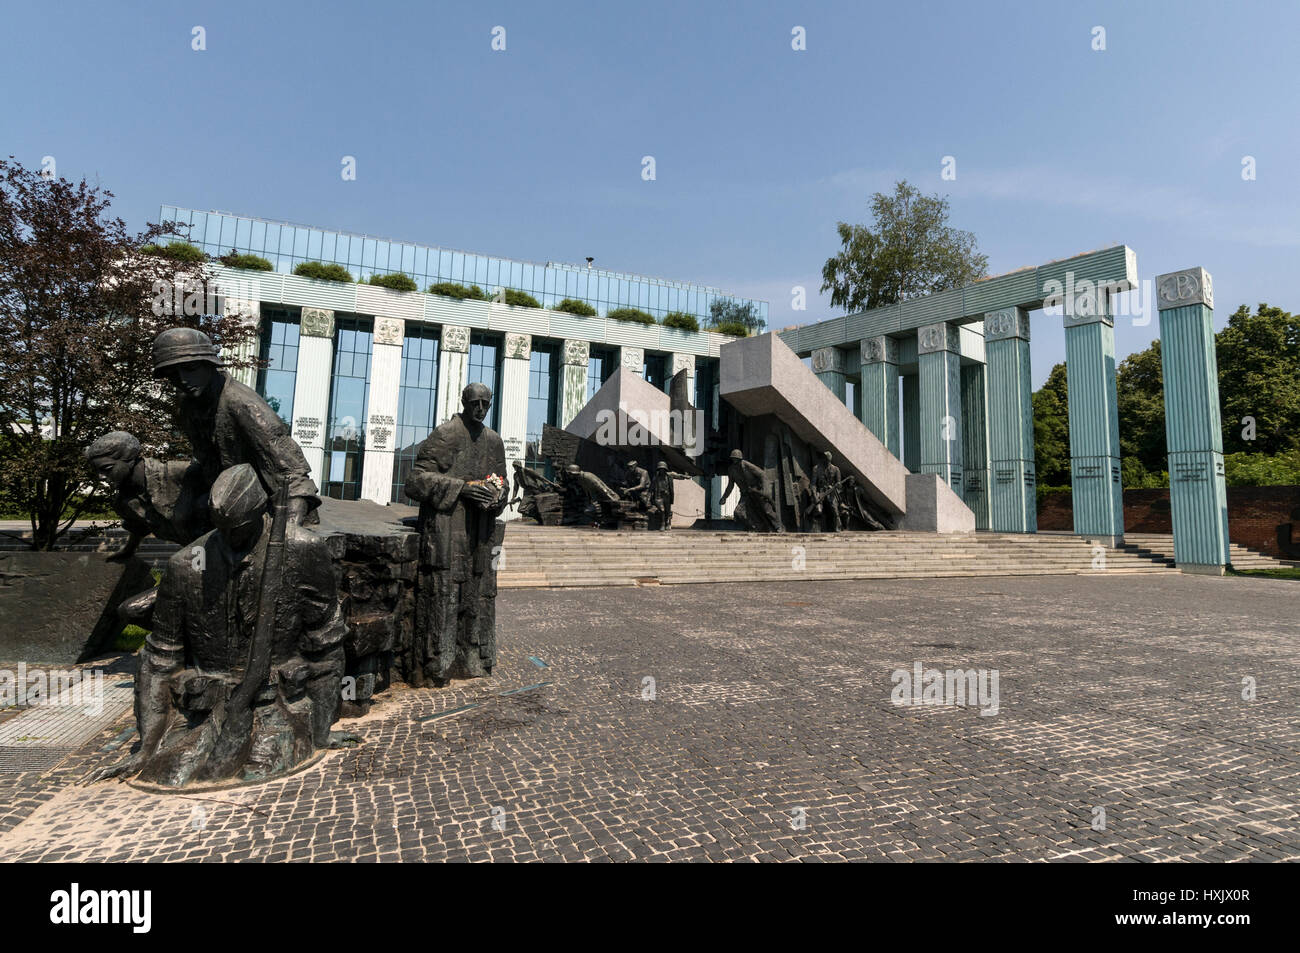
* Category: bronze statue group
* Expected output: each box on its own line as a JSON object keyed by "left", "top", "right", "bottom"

{"left": 89, "top": 329, "right": 512, "bottom": 787}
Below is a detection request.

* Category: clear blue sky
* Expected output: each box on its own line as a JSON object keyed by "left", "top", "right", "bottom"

{"left": 4, "top": 0, "right": 1297, "bottom": 386}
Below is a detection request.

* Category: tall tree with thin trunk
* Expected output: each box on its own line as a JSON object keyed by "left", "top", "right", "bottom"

{"left": 0, "top": 157, "right": 258, "bottom": 550}
{"left": 820, "top": 180, "right": 989, "bottom": 313}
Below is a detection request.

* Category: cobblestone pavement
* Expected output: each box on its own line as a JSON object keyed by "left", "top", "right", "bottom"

{"left": 1, "top": 573, "right": 1297, "bottom": 862}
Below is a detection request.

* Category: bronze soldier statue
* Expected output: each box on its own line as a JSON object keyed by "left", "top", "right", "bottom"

{"left": 107, "top": 465, "right": 348, "bottom": 786}
{"left": 720, "top": 449, "right": 783, "bottom": 533}
{"left": 404, "top": 382, "right": 508, "bottom": 685}
{"left": 152, "top": 328, "right": 320, "bottom": 525}
{"left": 622, "top": 457, "right": 650, "bottom": 509}
{"left": 509, "top": 459, "right": 560, "bottom": 521}
{"left": 84, "top": 430, "right": 209, "bottom": 562}
{"left": 808, "top": 450, "right": 844, "bottom": 532}
{"left": 649, "top": 461, "right": 685, "bottom": 531}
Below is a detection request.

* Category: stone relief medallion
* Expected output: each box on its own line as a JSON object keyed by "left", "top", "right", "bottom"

{"left": 441, "top": 324, "right": 470, "bottom": 353}
{"left": 671, "top": 353, "right": 695, "bottom": 377}
{"left": 300, "top": 308, "right": 335, "bottom": 339}
{"left": 374, "top": 317, "right": 404, "bottom": 346}
{"left": 1156, "top": 268, "right": 1214, "bottom": 311}
{"left": 505, "top": 333, "right": 532, "bottom": 360}
{"left": 621, "top": 347, "right": 644, "bottom": 370}
{"left": 563, "top": 340, "right": 589, "bottom": 366}
{"left": 811, "top": 347, "right": 844, "bottom": 373}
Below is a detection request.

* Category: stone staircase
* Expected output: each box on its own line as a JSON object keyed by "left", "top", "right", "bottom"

{"left": 1121, "top": 532, "right": 1299, "bottom": 571}
{"left": 495, "top": 525, "right": 1175, "bottom": 588}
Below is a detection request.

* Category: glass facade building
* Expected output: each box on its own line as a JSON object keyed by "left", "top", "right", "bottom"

{"left": 160, "top": 207, "right": 767, "bottom": 327}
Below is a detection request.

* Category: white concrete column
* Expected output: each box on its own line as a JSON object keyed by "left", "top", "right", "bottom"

{"left": 291, "top": 307, "right": 335, "bottom": 488}
{"left": 220, "top": 297, "right": 261, "bottom": 389}
{"left": 499, "top": 333, "right": 532, "bottom": 521}
{"left": 360, "top": 316, "right": 404, "bottom": 504}
{"left": 559, "top": 339, "right": 589, "bottom": 426}
{"left": 434, "top": 324, "right": 471, "bottom": 426}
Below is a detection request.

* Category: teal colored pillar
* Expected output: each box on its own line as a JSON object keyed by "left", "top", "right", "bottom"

{"left": 916, "top": 322, "right": 963, "bottom": 497}
{"left": 811, "top": 346, "right": 848, "bottom": 404}
{"left": 902, "top": 373, "right": 920, "bottom": 471}
{"left": 961, "top": 362, "right": 990, "bottom": 529}
{"left": 859, "top": 336, "right": 900, "bottom": 456}
{"left": 1063, "top": 291, "right": 1124, "bottom": 545}
{"left": 1156, "top": 268, "right": 1230, "bottom": 574}
{"left": 984, "top": 307, "right": 1036, "bottom": 532}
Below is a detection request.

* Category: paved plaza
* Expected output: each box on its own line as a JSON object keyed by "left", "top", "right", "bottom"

{"left": 1, "top": 572, "right": 1297, "bottom": 862}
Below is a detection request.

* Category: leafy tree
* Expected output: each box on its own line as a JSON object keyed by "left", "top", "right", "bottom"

{"left": 0, "top": 158, "right": 258, "bottom": 549}
{"left": 661, "top": 311, "right": 700, "bottom": 332}
{"left": 708, "top": 298, "right": 764, "bottom": 334}
{"left": 428, "top": 282, "right": 487, "bottom": 300}
{"left": 217, "top": 249, "right": 273, "bottom": 271}
{"left": 553, "top": 298, "right": 597, "bottom": 317}
{"left": 821, "top": 180, "right": 988, "bottom": 313}
{"left": 1216, "top": 303, "right": 1300, "bottom": 455}
{"left": 607, "top": 307, "right": 655, "bottom": 325}
{"left": 1223, "top": 449, "right": 1300, "bottom": 486}
{"left": 293, "top": 261, "right": 353, "bottom": 282}
{"left": 1116, "top": 340, "right": 1166, "bottom": 477}
{"left": 367, "top": 272, "right": 418, "bottom": 292}
{"left": 1032, "top": 362, "right": 1070, "bottom": 487}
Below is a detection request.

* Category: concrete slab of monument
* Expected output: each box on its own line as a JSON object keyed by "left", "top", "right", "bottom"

{"left": 564, "top": 367, "right": 705, "bottom": 527}
{"left": 719, "top": 332, "right": 974, "bottom": 532}
{"left": 899, "top": 474, "right": 976, "bottom": 533}
{"left": 0, "top": 552, "right": 155, "bottom": 663}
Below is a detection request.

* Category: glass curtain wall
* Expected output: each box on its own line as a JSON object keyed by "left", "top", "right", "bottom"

{"left": 525, "top": 341, "right": 559, "bottom": 474}
{"left": 321, "top": 314, "right": 372, "bottom": 500}
{"left": 391, "top": 325, "right": 440, "bottom": 502}
{"left": 467, "top": 332, "right": 502, "bottom": 431}
{"left": 256, "top": 306, "right": 301, "bottom": 427}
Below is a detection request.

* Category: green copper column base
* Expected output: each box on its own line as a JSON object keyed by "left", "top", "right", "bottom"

{"left": 1179, "top": 563, "right": 1225, "bottom": 576}
{"left": 989, "top": 459, "right": 1036, "bottom": 533}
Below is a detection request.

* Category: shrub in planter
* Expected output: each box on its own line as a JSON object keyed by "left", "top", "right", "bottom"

{"left": 141, "top": 240, "right": 207, "bottom": 263}
{"left": 553, "top": 298, "right": 597, "bottom": 317}
{"left": 500, "top": 288, "right": 541, "bottom": 309}
{"left": 607, "top": 307, "right": 655, "bottom": 325}
{"left": 428, "top": 282, "right": 488, "bottom": 300}
{"left": 294, "top": 261, "right": 354, "bottom": 283}
{"left": 661, "top": 311, "right": 700, "bottom": 333}
{"left": 217, "top": 249, "right": 274, "bottom": 271}
{"left": 367, "top": 272, "right": 418, "bottom": 292}
{"left": 710, "top": 320, "right": 749, "bottom": 337}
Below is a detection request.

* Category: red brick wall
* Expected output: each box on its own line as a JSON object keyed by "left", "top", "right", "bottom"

{"left": 1037, "top": 486, "right": 1300, "bottom": 556}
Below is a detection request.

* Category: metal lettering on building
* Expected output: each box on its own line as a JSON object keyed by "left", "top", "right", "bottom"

{"left": 1174, "top": 459, "right": 1209, "bottom": 482}
{"left": 368, "top": 413, "right": 395, "bottom": 451}
{"left": 293, "top": 415, "right": 322, "bottom": 446}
